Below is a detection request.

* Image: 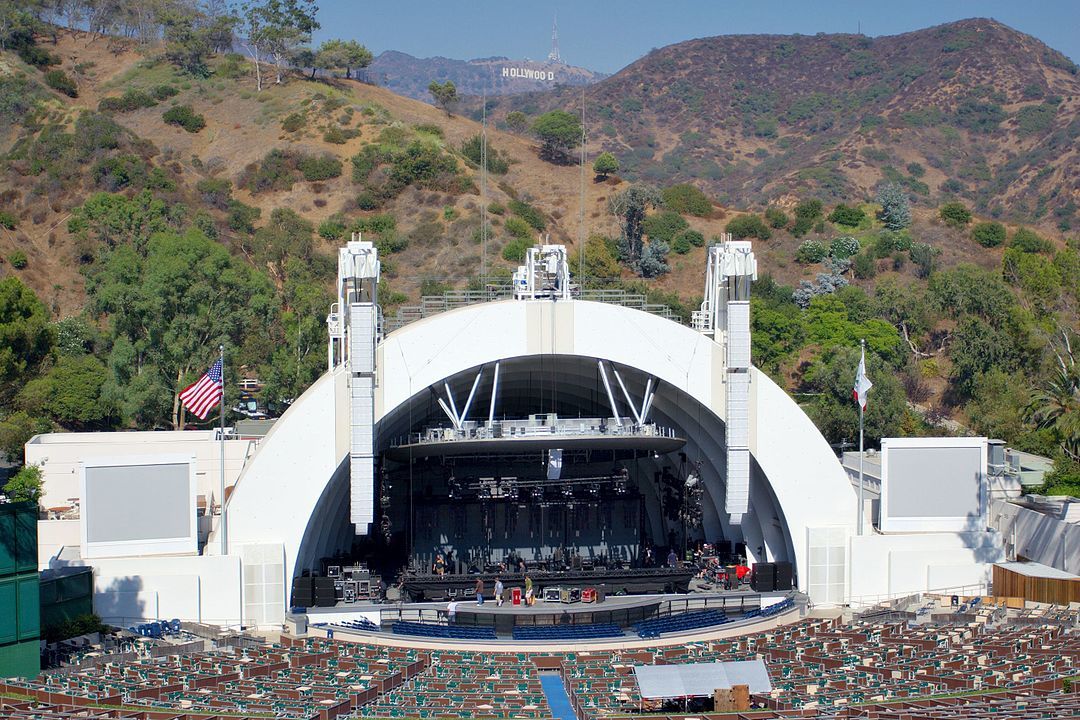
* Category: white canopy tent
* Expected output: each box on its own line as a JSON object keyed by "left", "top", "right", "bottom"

{"left": 633, "top": 661, "right": 772, "bottom": 699}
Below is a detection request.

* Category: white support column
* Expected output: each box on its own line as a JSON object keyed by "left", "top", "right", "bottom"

{"left": 612, "top": 366, "right": 644, "bottom": 425}
{"left": 460, "top": 368, "right": 483, "bottom": 422}
{"left": 597, "top": 361, "right": 622, "bottom": 427}
{"left": 488, "top": 361, "right": 500, "bottom": 424}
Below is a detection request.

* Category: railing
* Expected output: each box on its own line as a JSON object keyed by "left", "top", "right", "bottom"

{"left": 384, "top": 286, "right": 682, "bottom": 333}
{"left": 394, "top": 418, "right": 679, "bottom": 448}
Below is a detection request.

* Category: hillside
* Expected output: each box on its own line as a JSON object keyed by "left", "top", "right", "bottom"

{"left": 369, "top": 51, "right": 605, "bottom": 102}
{"left": 485, "top": 19, "right": 1080, "bottom": 229}
{"left": 0, "top": 22, "right": 1076, "bottom": 492}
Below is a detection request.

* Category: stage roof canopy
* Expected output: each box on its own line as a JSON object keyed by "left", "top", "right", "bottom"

{"left": 633, "top": 660, "right": 772, "bottom": 699}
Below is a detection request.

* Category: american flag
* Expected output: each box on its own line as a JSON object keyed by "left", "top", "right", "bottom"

{"left": 179, "top": 359, "right": 223, "bottom": 420}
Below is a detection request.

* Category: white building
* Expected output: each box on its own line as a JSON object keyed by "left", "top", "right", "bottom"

{"left": 28, "top": 239, "right": 1006, "bottom": 627}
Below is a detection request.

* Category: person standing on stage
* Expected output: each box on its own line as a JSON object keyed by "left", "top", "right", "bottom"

{"left": 434, "top": 553, "right": 446, "bottom": 576}
{"left": 475, "top": 577, "right": 485, "bottom": 605}
{"left": 494, "top": 576, "right": 504, "bottom": 607}
{"left": 667, "top": 548, "right": 678, "bottom": 568}
{"left": 524, "top": 575, "right": 534, "bottom": 605}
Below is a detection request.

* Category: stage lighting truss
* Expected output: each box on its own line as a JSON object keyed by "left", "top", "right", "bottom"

{"left": 442, "top": 471, "right": 636, "bottom": 504}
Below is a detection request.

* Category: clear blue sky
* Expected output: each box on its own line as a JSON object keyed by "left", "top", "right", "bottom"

{"left": 313, "top": 1, "right": 1078, "bottom": 74}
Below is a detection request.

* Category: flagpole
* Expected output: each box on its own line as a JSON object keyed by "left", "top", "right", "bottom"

{"left": 219, "top": 343, "right": 227, "bottom": 556}
{"left": 858, "top": 338, "right": 865, "bottom": 537}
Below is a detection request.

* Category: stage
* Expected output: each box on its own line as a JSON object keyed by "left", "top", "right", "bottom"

{"left": 305, "top": 590, "right": 779, "bottom": 634}
{"left": 401, "top": 567, "right": 696, "bottom": 602}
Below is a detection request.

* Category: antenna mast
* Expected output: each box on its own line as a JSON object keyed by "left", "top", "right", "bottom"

{"left": 548, "top": 13, "right": 561, "bottom": 64}
{"left": 578, "top": 87, "right": 586, "bottom": 284}
{"left": 480, "top": 81, "right": 488, "bottom": 280}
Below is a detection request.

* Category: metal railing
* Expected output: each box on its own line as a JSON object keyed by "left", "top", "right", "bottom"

{"left": 394, "top": 417, "right": 678, "bottom": 449}
{"left": 384, "top": 286, "right": 682, "bottom": 333}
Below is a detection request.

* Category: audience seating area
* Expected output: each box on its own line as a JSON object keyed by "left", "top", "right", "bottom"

{"left": 744, "top": 597, "right": 796, "bottom": 619}
{"left": 634, "top": 608, "right": 730, "bottom": 638}
{"left": 316, "top": 617, "right": 380, "bottom": 633}
{"left": 392, "top": 620, "right": 497, "bottom": 640}
{"left": 511, "top": 622, "right": 623, "bottom": 641}
{"left": 3, "top": 600, "right": 1078, "bottom": 720}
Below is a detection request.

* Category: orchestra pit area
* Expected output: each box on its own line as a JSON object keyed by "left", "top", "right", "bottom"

{"left": 1, "top": 602, "right": 1078, "bottom": 720}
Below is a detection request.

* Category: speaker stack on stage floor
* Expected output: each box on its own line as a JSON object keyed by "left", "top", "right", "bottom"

{"left": 750, "top": 562, "right": 776, "bottom": 592}
{"left": 774, "top": 561, "right": 793, "bottom": 591}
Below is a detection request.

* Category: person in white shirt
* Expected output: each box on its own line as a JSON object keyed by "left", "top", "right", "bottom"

{"left": 446, "top": 599, "right": 458, "bottom": 623}
{"left": 494, "top": 577, "right": 504, "bottom": 607}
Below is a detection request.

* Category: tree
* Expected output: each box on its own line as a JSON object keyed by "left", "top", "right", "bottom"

{"left": 0, "top": 276, "right": 53, "bottom": 405}
{"left": 17, "top": 355, "right": 113, "bottom": 428}
{"left": 239, "top": 0, "right": 320, "bottom": 91}
{"left": 609, "top": 184, "right": 661, "bottom": 269}
{"left": 505, "top": 110, "right": 528, "bottom": 133}
{"left": 801, "top": 345, "right": 908, "bottom": 446}
{"left": 313, "top": 38, "right": 372, "bottom": 79}
{"left": 1026, "top": 348, "right": 1079, "bottom": 462}
{"left": 876, "top": 182, "right": 911, "bottom": 230}
{"left": 427, "top": 80, "right": 458, "bottom": 115}
{"left": 87, "top": 229, "right": 276, "bottom": 429}
{"left": 3, "top": 464, "right": 42, "bottom": 504}
{"left": 592, "top": 152, "right": 618, "bottom": 180}
{"left": 573, "top": 234, "right": 621, "bottom": 286}
{"left": 161, "top": 6, "right": 235, "bottom": 77}
{"left": 531, "top": 110, "right": 582, "bottom": 164}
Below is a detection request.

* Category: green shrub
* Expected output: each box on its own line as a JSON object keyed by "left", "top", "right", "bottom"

{"left": 643, "top": 210, "right": 690, "bottom": 244}
{"left": 502, "top": 237, "right": 531, "bottom": 262}
{"left": 216, "top": 53, "right": 248, "bottom": 78}
{"left": 227, "top": 200, "right": 261, "bottom": 232}
{"left": 355, "top": 190, "right": 381, "bottom": 210}
{"left": 726, "top": 214, "right": 772, "bottom": 240}
{"left": 971, "top": 221, "right": 1006, "bottom": 248}
{"left": 852, "top": 251, "right": 876, "bottom": 279}
{"left": 8, "top": 250, "right": 28, "bottom": 268}
{"left": 243, "top": 150, "right": 297, "bottom": 192}
{"left": 938, "top": 201, "right": 972, "bottom": 227}
{"left": 297, "top": 154, "right": 343, "bottom": 181}
{"left": 830, "top": 236, "right": 860, "bottom": 258}
{"left": 487, "top": 202, "right": 505, "bottom": 215}
{"left": 671, "top": 234, "right": 692, "bottom": 254}
{"left": 794, "top": 198, "right": 823, "bottom": 221}
{"left": 508, "top": 199, "right": 545, "bottom": 231}
{"left": 356, "top": 213, "right": 396, "bottom": 234}
{"left": 795, "top": 240, "right": 827, "bottom": 264}
{"left": 460, "top": 134, "right": 510, "bottom": 174}
{"left": 17, "top": 42, "right": 59, "bottom": 68}
{"left": 98, "top": 88, "right": 157, "bottom": 112}
{"left": 791, "top": 215, "right": 814, "bottom": 237}
{"left": 1015, "top": 103, "right": 1056, "bottom": 136}
{"left": 282, "top": 112, "right": 305, "bottom": 132}
{"left": 196, "top": 177, "right": 233, "bottom": 209}
{"left": 413, "top": 123, "right": 444, "bottom": 137}
{"left": 828, "top": 204, "right": 865, "bottom": 227}
{"left": 1010, "top": 227, "right": 1052, "bottom": 253}
{"left": 764, "top": 207, "right": 788, "bottom": 229}
{"left": 152, "top": 84, "right": 179, "bottom": 100}
{"left": 74, "top": 113, "right": 124, "bottom": 155}
{"left": 874, "top": 229, "right": 913, "bottom": 256}
{"left": 323, "top": 126, "right": 357, "bottom": 144}
{"left": 318, "top": 217, "right": 347, "bottom": 241}
{"left": 44, "top": 69, "right": 78, "bottom": 98}
{"left": 350, "top": 145, "right": 387, "bottom": 182}
{"left": 679, "top": 229, "right": 705, "bottom": 247}
{"left": 162, "top": 104, "right": 205, "bottom": 133}
{"left": 661, "top": 183, "right": 712, "bottom": 216}
{"left": 92, "top": 154, "right": 148, "bottom": 190}
{"left": 388, "top": 141, "right": 459, "bottom": 189}
{"left": 505, "top": 216, "right": 532, "bottom": 240}
{"left": 0, "top": 210, "right": 16, "bottom": 230}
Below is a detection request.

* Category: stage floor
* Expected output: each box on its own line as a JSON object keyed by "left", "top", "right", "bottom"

{"left": 306, "top": 589, "right": 770, "bottom": 621}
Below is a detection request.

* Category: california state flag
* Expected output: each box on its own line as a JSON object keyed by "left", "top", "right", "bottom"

{"left": 853, "top": 346, "right": 873, "bottom": 410}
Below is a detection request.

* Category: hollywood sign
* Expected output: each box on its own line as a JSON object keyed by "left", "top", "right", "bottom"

{"left": 501, "top": 67, "right": 556, "bottom": 81}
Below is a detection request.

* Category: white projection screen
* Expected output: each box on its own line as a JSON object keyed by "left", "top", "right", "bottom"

{"left": 80, "top": 455, "right": 197, "bottom": 558}
{"left": 880, "top": 438, "right": 987, "bottom": 533}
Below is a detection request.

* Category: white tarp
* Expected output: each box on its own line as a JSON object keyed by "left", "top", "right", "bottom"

{"left": 633, "top": 661, "right": 772, "bottom": 699}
